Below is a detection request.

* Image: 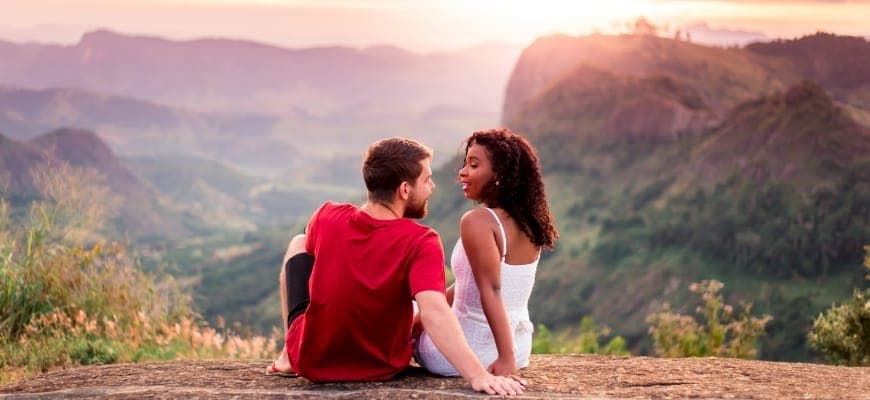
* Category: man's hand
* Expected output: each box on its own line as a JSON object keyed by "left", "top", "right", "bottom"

{"left": 470, "top": 372, "right": 526, "bottom": 396}
{"left": 488, "top": 355, "right": 516, "bottom": 377}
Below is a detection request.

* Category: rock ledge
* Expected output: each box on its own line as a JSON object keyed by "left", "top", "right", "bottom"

{"left": 1, "top": 355, "right": 867, "bottom": 399}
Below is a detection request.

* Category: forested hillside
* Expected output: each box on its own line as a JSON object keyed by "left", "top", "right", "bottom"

{"left": 426, "top": 33, "right": 870, "bottom": 361}
{"left": 5, "top": 32, "right": 866, "bottom": 362}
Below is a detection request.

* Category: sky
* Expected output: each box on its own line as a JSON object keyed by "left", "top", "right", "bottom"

{"left": 0, "top": 0, "right": 868, "bottom": 52}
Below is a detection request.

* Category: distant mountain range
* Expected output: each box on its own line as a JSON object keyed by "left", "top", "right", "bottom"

{"left": 0, "top": 29, "right": 519, "bottom": 117}
{"left": 0, "top": 30, "right": 520, "bottom": 175}
{"left": 0, "top": 128, "right": 194, "bottom": 240}
{"left": 0, "top": 127, "right": 341, "bottom": 240}
{"left": 0, "top": 86, "right": 297, "bottom": 172}
{"left": 4, "top": 30, "right": 868, "bottom": 361}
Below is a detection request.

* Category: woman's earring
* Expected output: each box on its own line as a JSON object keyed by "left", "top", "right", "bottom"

{"left": 495, "top": 180, "right": 500, "bottom": 186}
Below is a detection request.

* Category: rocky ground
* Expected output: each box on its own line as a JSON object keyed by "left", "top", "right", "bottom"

{"left": 1, "top": 355, "right": 868, "bottom": 399}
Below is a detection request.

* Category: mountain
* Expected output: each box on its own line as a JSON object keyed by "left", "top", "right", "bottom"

{"left": 510, "top": 65, "right": 717, "bottom": 146}
{"left": 676, "top": 81, "right": 870, "bottom": 189}
{"left": 0, "top": 30, "right": 521, "bottom": 176}
{"left": 140, "top": 32, "right": 870, "bottom": 362}
{"left": 0, "top": 30, "right": 520, "bottom": 180}
{"left": 424, "top": 34, "right": 870, "bottom": 362}
{"left": 0, "top": 128, "right": 198, "bottom": 240}
{"left": 0, "top": 85, "right": 294, "bottom": 172}
{"left": 502, "top": 33, "right": 801, "bottom": 125}
{"left": 0, "top": 132, "right": 44, "bottom": 198}
{"left": 746, "top": 33, "right": 870, "bottom": 112}
{"left": 0, "top": 30, "right": 520, "bottom": 117}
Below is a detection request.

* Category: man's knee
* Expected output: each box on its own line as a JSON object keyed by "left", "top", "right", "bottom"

{"left": 290, "top": 234, "right": 306, "bottom": 247}
{"left": 283, "top": 234, "right": 307, "bottom": 266}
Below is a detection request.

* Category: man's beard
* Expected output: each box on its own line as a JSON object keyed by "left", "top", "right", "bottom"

{"left": 404, "top": 195, "right": 428, "bottom": 219}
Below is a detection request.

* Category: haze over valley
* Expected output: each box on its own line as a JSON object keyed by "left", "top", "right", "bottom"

{"left": 1, "top": 18, "right": 868, "bottom": 362}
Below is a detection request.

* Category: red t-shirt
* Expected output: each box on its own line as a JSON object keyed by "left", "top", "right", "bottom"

{"left": 285, "top": 202, "right": 446, "bottom": 382}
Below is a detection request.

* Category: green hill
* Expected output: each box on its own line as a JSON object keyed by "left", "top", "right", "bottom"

{"left": 427, "top": 35, "right": 870, "bottom": 361}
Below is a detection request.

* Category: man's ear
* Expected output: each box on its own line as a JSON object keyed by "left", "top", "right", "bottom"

{"left": 398, "top": 181, "right": 411, "bottom": 200}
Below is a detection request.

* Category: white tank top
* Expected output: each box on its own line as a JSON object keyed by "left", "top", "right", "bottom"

{"left": 414, "top": 208, "right": 539, "bottom": 376}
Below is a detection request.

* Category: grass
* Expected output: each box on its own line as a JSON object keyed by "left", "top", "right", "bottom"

{"left": 0, "top": 163, "right": 280, "bottom": 385}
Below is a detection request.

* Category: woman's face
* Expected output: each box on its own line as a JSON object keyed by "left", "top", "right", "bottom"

{"left": 458, "top": 143, "right": 496, "bottom": 201}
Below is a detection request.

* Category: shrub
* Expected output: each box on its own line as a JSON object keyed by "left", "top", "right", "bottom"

{"left": 647, "top": 280, "right": 772, "bottom": 358}
{"left": 808, "top": 245, "right": 870, "bottom": 365}
{"left": 533, "top": 316, "right": 629, "bottom": 355}
{"left": 0, "top": 161, "right": 277, "bottom": 384}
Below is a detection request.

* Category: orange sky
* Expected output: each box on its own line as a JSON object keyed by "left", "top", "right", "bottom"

{"left": 0, "top": 0, "right": 868, "bottom": 51}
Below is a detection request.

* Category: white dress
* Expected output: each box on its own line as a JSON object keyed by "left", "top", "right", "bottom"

{"left": 414, "top": 208, "right": 538, "bottom": 376}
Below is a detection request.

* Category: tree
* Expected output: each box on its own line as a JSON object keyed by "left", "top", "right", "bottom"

{"left": 633, "top": 17, "right": 659, "bottom": 36}
{"left": 808, "top": 246, "right": 870, "bottom": 365}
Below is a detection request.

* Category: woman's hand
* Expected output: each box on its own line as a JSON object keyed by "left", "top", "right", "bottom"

{"left": 488, "top": 354, "right": 516, "bottom": 377}
{"left": 469, "top": 372, "right": 525, "bottom": 396}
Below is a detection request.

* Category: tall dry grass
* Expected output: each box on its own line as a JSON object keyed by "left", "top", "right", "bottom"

{"left": 0, "top": 161, "right": 277, "bottom": 385}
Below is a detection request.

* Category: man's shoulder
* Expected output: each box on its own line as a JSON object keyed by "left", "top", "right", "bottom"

{"left": 401, "top": 220, "right": 440, "bottom": 238}
{"left": 316, "top": 201, "right": 357, "bottom": 217}
{"left": 400, "top": 223, "right": 443, "bottom": 255}
{"left": 321, "top": 201, "right": 356, "bottom": 211}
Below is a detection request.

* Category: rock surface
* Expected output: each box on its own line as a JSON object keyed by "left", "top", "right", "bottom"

{"left": 1, "top": 355, "right": 868, "bottom": 399}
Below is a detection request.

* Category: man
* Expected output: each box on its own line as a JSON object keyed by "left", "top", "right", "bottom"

{"left": 267, "top": 138, "right": 525, "bottom": 396}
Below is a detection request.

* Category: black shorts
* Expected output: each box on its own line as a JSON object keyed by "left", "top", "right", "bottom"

{"left": 285, "top": 253, "right": 314, "bottom": 327}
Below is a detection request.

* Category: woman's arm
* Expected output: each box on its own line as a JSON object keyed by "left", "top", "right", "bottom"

{"left": 446, "top": 283, "right": 456, "bottom": 307}
{"left": 416, "top": 291, "right": 524, "bottom": 396}
{"left": 461, "top": 210, "right": 516, "bottom": 376}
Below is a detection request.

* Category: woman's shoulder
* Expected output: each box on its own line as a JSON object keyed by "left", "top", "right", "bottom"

{"left": 461, "top": 208, "right": 498, "bottom": 234}
{"left": 460, "top": 207, "right": 497, "bottom": 227}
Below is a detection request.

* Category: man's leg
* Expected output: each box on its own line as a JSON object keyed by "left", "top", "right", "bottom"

{"left": 269, "top": 234, "right": 311, "bottom": 375}
{"left": 280, "top": 234, "right": 308, "bottom": 332}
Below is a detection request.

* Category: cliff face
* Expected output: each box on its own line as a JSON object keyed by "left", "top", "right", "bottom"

{"left": 1, "top": 355, "right": 867, "bottom": 399}
{"left": 501, "top": 34, "right": 797, "bottom": 126}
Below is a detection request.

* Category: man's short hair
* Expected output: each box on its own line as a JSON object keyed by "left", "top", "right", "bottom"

{"left": 363, "top": 138, "right": 433, "bottom": 203}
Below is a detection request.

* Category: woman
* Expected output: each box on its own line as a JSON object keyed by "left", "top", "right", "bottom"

{"left": 414, "top": 128, "right": 558, "bottom": 377}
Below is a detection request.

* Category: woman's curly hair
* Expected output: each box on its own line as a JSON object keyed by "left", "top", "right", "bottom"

{"left": 465, "top": 128, "right": 558, "bottom": 249}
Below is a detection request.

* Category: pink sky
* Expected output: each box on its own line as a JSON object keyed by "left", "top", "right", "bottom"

{"left": 0, "top": 0, "right": 868, "bottom": 51}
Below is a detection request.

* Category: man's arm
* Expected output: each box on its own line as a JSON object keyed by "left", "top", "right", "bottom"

{"left": 416, "top": 290, "right": 525, "bottom": 396}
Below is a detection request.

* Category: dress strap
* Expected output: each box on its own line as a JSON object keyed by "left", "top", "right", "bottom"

{"left": 484, "top": 208, "right": 507, "bottom": 261}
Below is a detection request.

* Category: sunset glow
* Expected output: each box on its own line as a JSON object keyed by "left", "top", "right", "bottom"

{"left": 0, "top": 0, "right": 867, "bottom": 51}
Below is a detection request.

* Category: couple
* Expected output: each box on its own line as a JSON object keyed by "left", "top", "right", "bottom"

{"left": 267, "top": 128, "right": 558, "bottom": 396}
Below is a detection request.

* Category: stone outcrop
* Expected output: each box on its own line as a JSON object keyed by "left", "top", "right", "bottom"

{"left": 2, "top": 355, "right": 868, "bottom": 399}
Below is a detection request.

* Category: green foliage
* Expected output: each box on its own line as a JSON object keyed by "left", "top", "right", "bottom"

{"left": 533, "top": 317, "right": 629, "bottom": 355}
{"left": 647, "top": 177, "right": 870, "bottom": 278}
{"left": 647, "top": 280, "right": 772, "bottom": 358}
{"left": 808, "top": 246, "right": 870, "bottom": 365}
{"left": 0, "top": 162, "right": 276, "bottom": 384}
